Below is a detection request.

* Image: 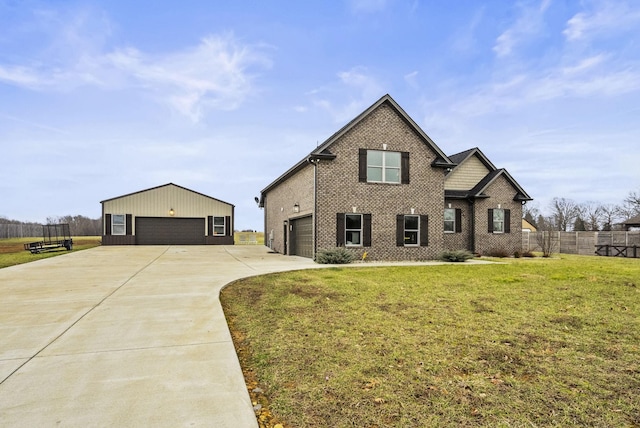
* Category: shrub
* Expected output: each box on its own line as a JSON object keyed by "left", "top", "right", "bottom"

{"left": 522, "top": 250, "right": 536, "bottom": 258}
{"left": 485, "top": 248, "right": 511, "bottom": 258}
{"left": 438, "top": 250, "right": 474, "bottom": 262}
{"left": 513, "top": 251, "right": 522, "bottom": 258}
{"left": 315, "top": 247, "right": 356, "bottom": 264}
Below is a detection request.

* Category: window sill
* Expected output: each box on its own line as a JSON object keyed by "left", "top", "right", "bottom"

{"left": 365, "top": 181, "right": 401, "bottom": 185}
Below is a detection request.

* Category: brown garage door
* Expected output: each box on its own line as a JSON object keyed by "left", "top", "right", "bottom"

{"left": 135, "top": 217, "right": 205, "bottom": 245}
{"left": 290, "top": 216, "right": 313, "bottom": 258}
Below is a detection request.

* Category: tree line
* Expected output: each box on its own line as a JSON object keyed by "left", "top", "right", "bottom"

{"left": 0, "top": 215, "right": 101, "bottom": 238}
{"left": 524, "top": 188, "right": 640, "bottom": 232}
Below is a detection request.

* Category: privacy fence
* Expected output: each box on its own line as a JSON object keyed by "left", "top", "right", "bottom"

{"left": 523, "top": 231, "right": 640, "bottom": 258}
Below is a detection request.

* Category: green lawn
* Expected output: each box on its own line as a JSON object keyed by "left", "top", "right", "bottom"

{"left": 221, "top": 255, "right": 640, "bottom": 427}
{"left": 0, "top": 236, "right": 102, "bottom": 269}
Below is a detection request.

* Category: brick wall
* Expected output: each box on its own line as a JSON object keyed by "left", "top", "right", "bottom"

{"left": 473, "top": 174, "right": 523, "bottom": 255}
{"left": 315, "top": 103, "right": 446, "bottom": 261}
{"left": 443, "top": 199, "right": 471, "bottom": 251}
{"left": 263, "top": 164, "right": 314, "bottom": 254}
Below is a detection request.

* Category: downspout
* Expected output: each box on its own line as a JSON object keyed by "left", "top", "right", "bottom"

{"left": 468, "top": 198, "right": 475, "bottom": 253}
{"left": 312, "top": 158, "right": 319, "bottom": 259}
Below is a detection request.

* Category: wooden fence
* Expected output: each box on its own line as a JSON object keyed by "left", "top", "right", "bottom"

{"left": 522, "top": 231, "right": 640, "bottom": 257}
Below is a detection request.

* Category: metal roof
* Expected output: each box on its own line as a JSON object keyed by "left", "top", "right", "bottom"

{"left": 100, "top": 183, "right": 235, "bottom": 207}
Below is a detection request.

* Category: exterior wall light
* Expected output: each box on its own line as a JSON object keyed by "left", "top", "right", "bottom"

{"left": 169, "top": 208, "right": 175, "bottom": 216}
{"left": 293, "top": 203, "right": 300, "bottom": 213}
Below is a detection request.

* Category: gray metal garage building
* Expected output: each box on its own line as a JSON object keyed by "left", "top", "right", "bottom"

{"left": 101, "top": 183, "right": 234, "bottom": 245}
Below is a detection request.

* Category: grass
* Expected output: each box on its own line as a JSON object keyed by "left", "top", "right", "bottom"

{"left": 0, "top": 236, "right": 102, "bottom": 269}
{"left": 235, "top": 231, "right": 265, "bottom": 245}
{"left": 221, "top": 254, "right": 640, "bottom": 427}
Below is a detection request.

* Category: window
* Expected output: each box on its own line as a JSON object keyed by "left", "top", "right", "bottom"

{"left": 396, "top": 214, "right": 429, "bottom": 247}
{"left": 488, "top": 208, "right": 510, "bottom": 234}
{"left": 404, "top": 215, "right": 419, "bottom": 246}
{"left": 112, "top": 214, "right": 125, "bottom": 235}
{"left": 336, "top": 213, "right": 371, "bottom": 247}
{"left": 213, "top": 217, "right": 225, "bottom": 235}
{"left": 345, "top": 214, "right": 362, "bottom": 246}
{"left": 444, "top": 208, "right": 456, "bottom": 233}
{"left": 367, "top": 150, "right": 401, "bottom": 183}
{"left": 493, "top": 209, "right": 505, "bottom": 233}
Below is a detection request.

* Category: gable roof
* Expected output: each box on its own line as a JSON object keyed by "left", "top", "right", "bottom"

{"left": 260, "top": 94, "right": 455, "bottom": 200}
{"left": 445, "top": 169, "right": 532, "bottom": 202}
{"left": 311, "top": 94, "right": 454, "bottom": 167}
{"left": 448, "top": 147, "right": 497, "bottom": 171}
{"left": 100, "top": 183, "right": 234, "bottom": 206}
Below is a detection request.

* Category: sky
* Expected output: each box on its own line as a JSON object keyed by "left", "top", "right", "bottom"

{"left": 1, "top": 0, "right": 639, "bottom": 230}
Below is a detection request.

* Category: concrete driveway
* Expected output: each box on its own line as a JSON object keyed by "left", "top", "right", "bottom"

{"left": 0, "top": 245, "right": 322, "bottom": 427}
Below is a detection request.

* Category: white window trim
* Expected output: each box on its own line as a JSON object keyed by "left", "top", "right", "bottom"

{"left": 444, "top": 208, "right": 456, "bottom": 234}
{"left": 345, "top": 213, "right": 363, "bottom": 247}
{"left": 367, "top": 150, "right": 401, "bottom": 184}
{"left": 404, "top": 215, "right": 420, "bottom": 247}
{"left": 213, "top": 216, "right": 226, "bottom": 236}
{"left": 112, "top": 214, "right": 125, "bottom": 236}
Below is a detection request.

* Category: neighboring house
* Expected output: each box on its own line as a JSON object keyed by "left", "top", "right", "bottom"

{"left": 258, "top": 94, "right": 532, "bottom": 260}
{"left": 621, "top": 214, "right": 640, "bottom": 231}
{"left": 101, "top": 183, "right": 234, "bottom": 245}
{"left": 522, "top": 218, "right": 537, "bottom": 232}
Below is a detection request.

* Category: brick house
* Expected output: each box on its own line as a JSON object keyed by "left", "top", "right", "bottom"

{"left": 258, "top": 94, "right": 532, "bottom": 260}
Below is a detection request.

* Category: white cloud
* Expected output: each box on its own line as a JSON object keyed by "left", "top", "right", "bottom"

{"left": 564, "top": 1, "right": 640, "bottom": 41}
{"left": 0, "top": 6, "right": 271, "bottom": 122}
{"left": 493, "top": 0, "right": 551, "bottom": 58}
{"left": 311, "top": 66, "right": 384, "bottom": 123}
{"left": 105, "top": 35, "right": 272, "bottom": 121}
{"left": 444, "top": 54, "right": 640, "bottom": 118}
{"left": 404, "top": 70, "right": 419, "bottom": 88}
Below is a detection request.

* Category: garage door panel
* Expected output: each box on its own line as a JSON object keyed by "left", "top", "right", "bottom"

{"left": 291, "top": 216, "right": 312, "bottom": 258}
{"left": 136, "top": 217, "right": 205, "bottom": 245}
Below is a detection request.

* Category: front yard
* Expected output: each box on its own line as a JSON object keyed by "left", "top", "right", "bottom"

{"left": 221, "top": 255, "right": 640, "bottom": 427}
{"left": 0, "top": 237, "right": 102, "bottom": 269}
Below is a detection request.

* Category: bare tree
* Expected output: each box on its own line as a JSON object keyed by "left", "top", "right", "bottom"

{"left": 523, "top": 203, "right": 540, "bottom": 228}
{"left": 599, "top": 204, "right": 622, "bottom": 231}
{"left": 623, "top": 190, "right": 640, "bottom": 216}
{"left": 578, "top": 201, "right": 604, "bottom": 231}
{"left": 46, "top": 215, "right": 101, "bottom": 236}
{"left": 549, "top": 197, "right": 580, "bottom": 231}
{"left": 536, "top": 216, "right": 557, "bottom": 257}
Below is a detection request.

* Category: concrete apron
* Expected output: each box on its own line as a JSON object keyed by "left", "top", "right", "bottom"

{"left": 0, "top": 245, "right": 322, "bottom": 427}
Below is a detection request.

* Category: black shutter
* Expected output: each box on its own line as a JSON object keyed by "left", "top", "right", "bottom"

{"left": 125, "top": 214, "right": 132, "bottom": 235}
{"left": 363, "top": 214, "right": 372, "bottom": 247}
{"left": 396, "top": 214, "right": 404, "bottom": 246}
{"left": 225, "top": 216, "right": 231, "bottom": 236}
{"left": 401, "top": 152, "right": 410, "bottom": 184}
{"left": 420, "top": 215, "right": 429, "bottom": 247}
{"left": 105, "top": 214, "right": 112, "bottom": 235}
{"left": 358, "top": 149, "right": 367, "bottom": 182}
{"left": 336, "top": 213, "right": 345, "bottom": 246}
{"left": 455, "top": 209, "right": 462, "bottom": 233}
{"left": 488, "top": 209, "right": 494, "bottom": 233}
{"left": 504, "top": 209, "right": 511, "bottom": 233}
{"left": 208, "top": 216, "right": 213, "bottom": 236}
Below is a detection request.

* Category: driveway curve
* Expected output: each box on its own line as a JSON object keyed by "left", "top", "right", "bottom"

{"left": 0, "top": 245, "right": 323, "bottom": 427}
